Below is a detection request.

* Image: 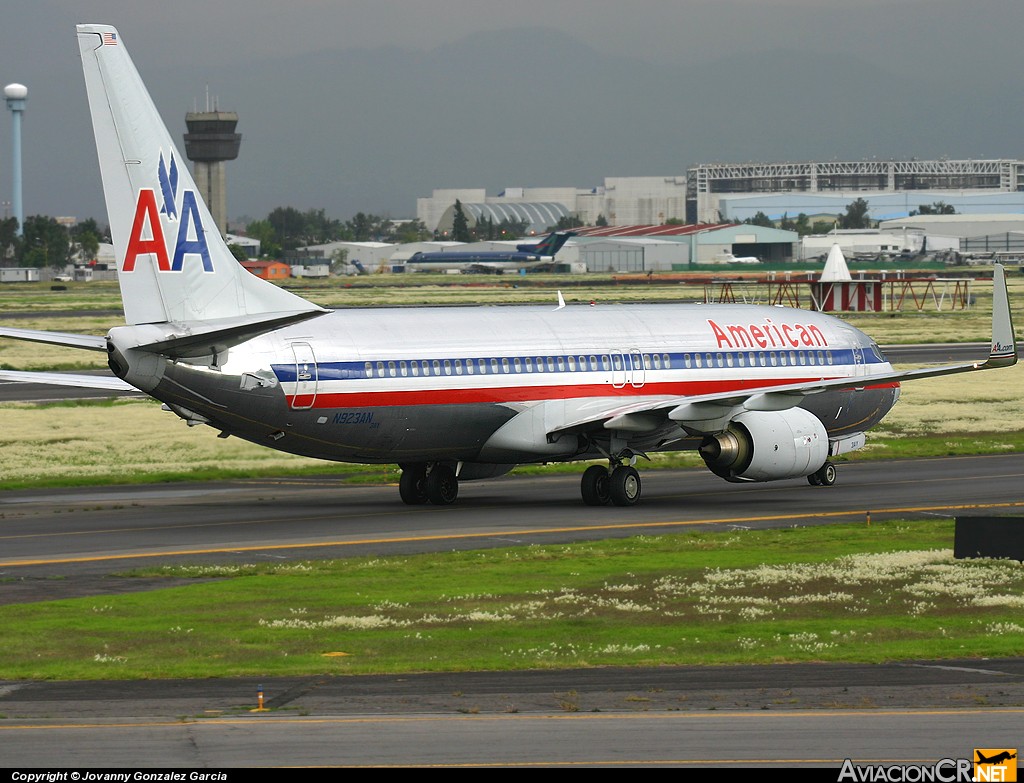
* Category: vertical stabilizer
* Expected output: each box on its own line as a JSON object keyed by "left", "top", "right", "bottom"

{"left": 77, "top": 24, "right": 321, "bottom": 325}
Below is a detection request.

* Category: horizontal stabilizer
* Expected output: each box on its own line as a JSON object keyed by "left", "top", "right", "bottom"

{"left": 135, "top": 309, "right": 328, "bottom": 359}
{"left": 0, "top": 370, "right": 136, "bottom": 391}
{"left": 0, "top": 327, "right": 106, "bottom": 351}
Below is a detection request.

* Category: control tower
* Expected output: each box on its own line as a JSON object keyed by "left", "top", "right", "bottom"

{"left": 183, "top": 109, "right": 241, "bottom": 234}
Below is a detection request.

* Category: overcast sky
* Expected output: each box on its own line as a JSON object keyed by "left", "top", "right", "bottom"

{"left": 1, "top": 0, "right": 1022, "bottom": 225}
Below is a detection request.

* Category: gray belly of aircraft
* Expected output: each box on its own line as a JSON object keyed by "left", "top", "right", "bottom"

{"left": 147, "top": 360, "right": 518, "bottom": 464}
{"left": 144, "top": 356, "right": 897, "bottom": 469}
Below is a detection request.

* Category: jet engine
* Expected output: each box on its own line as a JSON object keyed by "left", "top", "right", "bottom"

{"left": 699, "top": 408, "right": 828, "bottom": 483}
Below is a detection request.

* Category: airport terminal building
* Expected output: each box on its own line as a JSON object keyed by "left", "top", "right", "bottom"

{"left": 417, "top": 160, "right": 1024, "bottom": 236}
{"left": 688, "top": 159, "right": 1024, "bottom": 224}
{"left": 417, "top": 177, "right": 688, "bottom": 234}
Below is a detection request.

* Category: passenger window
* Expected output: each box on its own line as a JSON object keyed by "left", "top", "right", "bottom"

{"left": 432, "top": 360, "right": 441, "bottom": 376}
{"left": 400, "top": 361, "right": 408, "bottom": 377}
{"left": 567, "top": 356, "right": 576, "bottom": 372}
{"left": 694, "top": 354, "right": 702, "bottom": 368}
{"left": 547, "top": 357, "right": 555, "bottom": 372}
{"left": 455, "top": 360, "right": 463, "bottom": 375}
{"left": 682, "top": 354, "right": 689, "bottom": 369}
{"left": 491, "top": 359, "right": 499, "bottom": 374}
{"left": 501, "top": 358, "right": 510, "bottom": 373}
{"left": 769, "top": 352, "right": 777, "bottom": 366}
{"left": 364, "top": 362, "right": 373, "bottom": 378}
{"left": 589, "top": 356, "right": 598, "bottom": 371}
{"left": 443, "top": 360, "right": 452, "bottom": 375}
{"left": 513, "top": 358, "right": 522, "bottom": 373}
{"left": 557, "top": 356, "right": 566, "bottom": 372}
{"left": 525, "top": 358, "right": 533, "bottom": 372}
{"left": 601, "top": 355, "right": 611, "bottom": 371}
{"left": 663, "top": 354, "right": 671, "bottom": 369}
{"left": 726, "top": 353, "right": 734, "bottom": 368}
{"left": 654, "top": 354, "right": 662, "bottom": 370}
{"left": 377, "top": 361, "right": 385, "bottom": 378}
{"left": 411, "top": 362, "right": 419, "bottom": 377}
{"left": 388, "top": 361, "right": 396, "bottom": 377}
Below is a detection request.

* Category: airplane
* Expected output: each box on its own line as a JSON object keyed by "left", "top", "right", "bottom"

{"left": 0, "top": 24, "right": 1016, "bottom": 509}
{"left": 404, "top": 231, "right": 575, "bottom": 273}
{"left": 715, "top": 251, "right": 760, "bottom": 265}
{"left": 976, "top": 751, "right": 1016, "bottom": 765}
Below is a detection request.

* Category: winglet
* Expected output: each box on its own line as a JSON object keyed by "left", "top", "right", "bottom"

{"left": 985, "top": 263, "right": 1016, "bottom": 368}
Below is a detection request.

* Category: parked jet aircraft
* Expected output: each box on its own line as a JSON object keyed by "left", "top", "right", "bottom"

{"left": 715, "top": 251, "right": 760, "bottom": 265}
{"left": 0, "top": 25, "right": 1016, "bottom": 508}
{"left": 405, "top": 231, "right": 575, "bottom": 273}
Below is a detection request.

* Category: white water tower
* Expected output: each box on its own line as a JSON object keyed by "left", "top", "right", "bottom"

{"left": 4, "top": 83, "right": 27, "bottom": 235}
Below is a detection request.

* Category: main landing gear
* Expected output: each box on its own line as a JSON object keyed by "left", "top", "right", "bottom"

{"left": 581, "top": 461, "right": 642, "bottom": 507}
{"left": 806, "top": 460, "right": 837, "bottom": 487}
{"left": 399, "top": 463, "right": 459, "bottom": 506}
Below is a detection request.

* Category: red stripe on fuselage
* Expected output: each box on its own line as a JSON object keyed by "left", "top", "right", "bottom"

{"left": 280, "top": 377, "right": 898, "bottom": 409}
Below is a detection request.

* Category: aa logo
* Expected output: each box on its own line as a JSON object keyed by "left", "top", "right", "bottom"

{"left": 974, "top": 749, "right": 1017, "bottom": 782}
{"left": 123, "top": 150, "right": 214, "bottom": 274}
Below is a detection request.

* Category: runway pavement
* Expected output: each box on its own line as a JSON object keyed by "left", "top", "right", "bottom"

{"left": 1, "top": 660, "right": 1021, "bottom": 766}
{"left": 1, "top": 453, "right": 1022, "bottom": 587}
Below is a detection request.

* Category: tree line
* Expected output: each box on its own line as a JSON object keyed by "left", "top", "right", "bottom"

{"left": 245, "top": 207, "right": 435, "bottom": 258}
{"left": 0, "top": 216, "right": 105, "bottom": 269}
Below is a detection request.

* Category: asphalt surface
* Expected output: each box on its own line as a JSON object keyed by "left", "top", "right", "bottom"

{"left": 2, "top": 454, "right": 1023, "bottom": 586}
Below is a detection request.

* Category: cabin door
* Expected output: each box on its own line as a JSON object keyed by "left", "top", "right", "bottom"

{"left": 290, "top": 341, "right": 318, "bottom": 410}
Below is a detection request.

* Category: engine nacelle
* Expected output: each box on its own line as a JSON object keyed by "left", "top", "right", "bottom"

{"left": 699, "top": 408, "right": 828, "bottom": 483}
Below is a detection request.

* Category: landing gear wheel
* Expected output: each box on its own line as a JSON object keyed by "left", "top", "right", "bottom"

{"left": 399, "top": 465, "right": 429, "bottom": 505}
{"left": 609, "top": 465, "right": 642, "bottom": 507}
{"left": 581, "top": 465, "right": 611, "bottom": 506}
{"left": 808, "top": 461, "right": 837, "bottom": 487}
{"left": 425, "top": 464, "right": 459, "bottom": 505}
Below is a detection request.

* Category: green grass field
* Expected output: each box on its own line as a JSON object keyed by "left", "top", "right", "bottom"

{"left": 2, "top": 520, "right": 1021, "bottom": 680}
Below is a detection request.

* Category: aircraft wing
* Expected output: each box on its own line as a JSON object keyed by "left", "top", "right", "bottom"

{"left": 0, "top": 370, "right": 136, "bottom": 391}
{"left": 0, "top": 326, "right": 106, "bottom": 351}
{"left": 551, "top": 263, "right": 1016, "bottom": 436}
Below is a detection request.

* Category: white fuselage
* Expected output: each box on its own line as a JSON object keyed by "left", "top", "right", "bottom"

{"left": 112, "top": 302, "right": 897, "bottom": 468}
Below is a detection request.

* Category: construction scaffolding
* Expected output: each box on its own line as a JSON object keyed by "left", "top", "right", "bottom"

{"left": 702, "top": 275, "right": 973, "bottom": 313}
